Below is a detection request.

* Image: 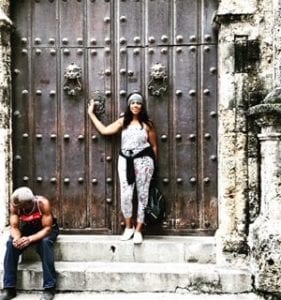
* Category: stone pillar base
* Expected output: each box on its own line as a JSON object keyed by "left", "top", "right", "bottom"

{"left": 249, "top": 217, "right": 281, "bottom": 294}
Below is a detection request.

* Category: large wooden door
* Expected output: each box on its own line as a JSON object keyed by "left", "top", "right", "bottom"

{"left": 11, "top": 0, "right": 218, "bottom": 235}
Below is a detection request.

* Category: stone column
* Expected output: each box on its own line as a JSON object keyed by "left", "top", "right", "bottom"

{"left": 0, "top": 6, "right": 12, "bottom": 233}
{"left": 248, "top": 88, "right": 281, "bottom": 294}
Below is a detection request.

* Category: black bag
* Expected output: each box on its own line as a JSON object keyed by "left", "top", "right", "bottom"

{"left": 145, "top": 184, "right": 166, "bottom": 225}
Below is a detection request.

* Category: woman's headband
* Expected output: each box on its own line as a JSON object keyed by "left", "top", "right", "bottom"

{"left": 128, "top": 93, "right": 144, "bottom": 105}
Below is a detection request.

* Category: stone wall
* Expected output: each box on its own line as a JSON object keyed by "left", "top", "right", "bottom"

{"left": 216, "top": 0, "right": 273, "bottom": 262}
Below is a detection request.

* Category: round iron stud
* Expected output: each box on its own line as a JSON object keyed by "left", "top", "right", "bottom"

{"left": 176, "top": 178, "right": 183, "bottom": 183}
{"left": 23, "top": 176, "right": 29, "bottom": 182}
{"left": 49, "top": 38, "right": 55, "bottom": 44}
{"left": 34, "top": 38, "right": 41, "bottom": 44}
{"left": 189, "top": 90, "right": 196, "bottom": 96}
{"left": 204, "top": 133, "right": 211, "bottom": 139}
{"left": 189, "top": 35, "right": 196, "bottom": 42}
{"left": 62, "top": 38, "right": 68, "bottom": 45}
{"left": 133, "top": 48, "right": 140, "bottom": 55}
{"left": 120, "top": 37, "right": 127, "bottom": 45}
{"left": 50, "top": 177, "right": 56, "bottom": 183}
{"left": 204, "top": 177, "right": 210, "bottom": 183}
{"left": 134, "top": 37, "right": 141, "bottom": 44}
{"left": 176, "top": 35, "right": 183, "bottom": 43}
{"left": 161, "top": 35, "right": 168, "bottom": 42}
{"left": 189, "top": 177, "right": 196, "bottom": 184}
{"left": 189, "top": 46, "right": 196, "bottom": 52}
{"left": 77, "top": 38, "right": 83, "bottom": 44}
{"left": 176, "top": 90, "right": 182, "bottom": 96}
{"left": 120, "top": 16, "right": 127, "bottom": 22}
{"left": 162, "top": 178, "right": 169, "bottom": 184}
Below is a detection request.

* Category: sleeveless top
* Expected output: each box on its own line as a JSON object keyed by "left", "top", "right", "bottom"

{"left": 19, "top": 197, "right": 43, "bottom": 232}
{"left": 121, "top": 124, "right": 150, "bottom": 155}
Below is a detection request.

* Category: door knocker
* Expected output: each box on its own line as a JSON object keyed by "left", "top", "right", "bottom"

{"left": 63, "top": 63, "right": 82, "bottom": 96}
{"left": 148, "top": 63, "right": 168, "bottom": 96}
{"left": 90, "top": 90, "right": 106, "bottom": 117}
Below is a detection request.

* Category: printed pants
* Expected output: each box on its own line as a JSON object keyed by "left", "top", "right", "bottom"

{"left": 118, "top": 155, "right": 154, "bottom": 223}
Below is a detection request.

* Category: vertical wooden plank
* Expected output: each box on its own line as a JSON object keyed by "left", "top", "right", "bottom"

{"left": 118, "top": 0, "right": 143, "bottom": 46}
{"left": 32, "top": 0, "right": 57, "bottom": 47}
{"left": 146, "top": 0, "right": 171, "bottom": 46}
{"left": 173, "top": 45, "right": 199, "bottom": 229}
{"left": 202, "top": 0, "right": 218, "bottom": 44}
{"left": 88, "top": 47, "right": 113, "bottom": 231}
{"left": 201, "top": 44, "right": 218, "bottom": 230}
{"left": 60, "top": 48, "right": 86, "bottom": 229}
{"left": 87, "top": 0, "right": 111, "bottom": 47}
{"left": 146, "top": 47, "right": 171, "bottom": 227}
{"left": 31, "top": 47, "right": 58, "bottom": 217}
{"left": 174, "top": 0, "right": 198, "bottom": 45}
{"left": 60, "top": 0, "right": 84, "bottom": 47}
{"left": 127, "top": 47, "right": 142, "bottom": 93}
{"left": 11, "top": 0, "right": 32, "bottom": 189}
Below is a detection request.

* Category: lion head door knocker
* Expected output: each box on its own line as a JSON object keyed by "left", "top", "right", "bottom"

{"left": 148, "top": 63, "right": 168, "bottom": 96}
{"left": 63, "top": 63, "right": 82, "bottom": 96}
{"left": 90, "top": 90, "right": 106, "bottom": 117}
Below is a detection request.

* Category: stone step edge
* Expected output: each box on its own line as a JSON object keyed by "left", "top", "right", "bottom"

{"left": 1, "top": 261, "right": 253, "bottom": 294}
{"left": 22, "top": 235, "right": 216, "bottom": 264}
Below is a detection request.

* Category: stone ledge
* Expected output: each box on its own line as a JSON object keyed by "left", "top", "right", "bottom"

{"left": 0, "top": 261, "right": 253, "bottom": 294}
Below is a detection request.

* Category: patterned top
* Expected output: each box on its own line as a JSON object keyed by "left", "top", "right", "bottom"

{"left": 121, "top": 124, "right": 150, "bottom": 155}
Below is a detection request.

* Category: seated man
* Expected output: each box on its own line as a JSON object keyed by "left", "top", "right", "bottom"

{"left": 0, "top": 187, "right": 59, "bottom": 300}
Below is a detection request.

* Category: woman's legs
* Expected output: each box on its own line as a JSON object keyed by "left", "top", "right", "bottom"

{"left": 134, "top": 156, "right": 154, "bottom": 231}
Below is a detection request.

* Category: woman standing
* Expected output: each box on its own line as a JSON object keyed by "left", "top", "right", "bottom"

{"left": 88, "top": 92, "right": 157, "bottom": 244}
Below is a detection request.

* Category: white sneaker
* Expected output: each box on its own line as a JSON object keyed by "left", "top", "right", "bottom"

{"left": 121, "top": 227, "right": 135, "bottom": 241}
{"left": 133, "top": 231, "right": 143, "bottom": 244}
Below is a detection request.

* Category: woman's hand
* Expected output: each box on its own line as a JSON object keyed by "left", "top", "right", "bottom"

{"left": 88, "top": 99, "right": 95, "bottom": 115}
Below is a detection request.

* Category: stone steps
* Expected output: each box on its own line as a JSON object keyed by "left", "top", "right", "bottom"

{"left": 0, "top": 235, "right": 254, "bottom": 295}
{"left": 16, "top": 261, "right": 252, "bottom": 293}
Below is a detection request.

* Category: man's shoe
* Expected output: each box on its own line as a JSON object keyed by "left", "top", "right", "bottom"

{"left": 0, "top": 288, "right": 16, "bottom": 300}
{"left": 40, "top": 288, "right": 55, "bottom": 300}
{"left": 121, "top": 227, "right": 135, "bottom": 241}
